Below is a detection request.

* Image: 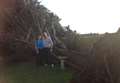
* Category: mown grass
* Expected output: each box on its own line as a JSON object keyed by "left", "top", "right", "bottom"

{"left": 5, "top": 63, "right": 72, "bottom": 83}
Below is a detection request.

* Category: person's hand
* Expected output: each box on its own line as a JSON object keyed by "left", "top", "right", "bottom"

{"left": 36, "top": 49, "right": 39, "bottom": 54}
{"left": 35, "top": 46, "right": 39, "bottom": 54}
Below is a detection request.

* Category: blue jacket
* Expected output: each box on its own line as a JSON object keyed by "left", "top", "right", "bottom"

{"left": 35, "top": 39, "right": 44, "bottom": 49}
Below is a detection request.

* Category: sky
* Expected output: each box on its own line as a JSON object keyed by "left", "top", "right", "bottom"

{"left": 40, "top": 0, "right": 120, "bottom": 34}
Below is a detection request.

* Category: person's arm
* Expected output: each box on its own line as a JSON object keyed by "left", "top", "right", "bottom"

{"left": 35, "top": 45, "right": 39, "bottom": 54}
{"left": 35, "top": 40, "right": 39, "bottom": 54}
{"left": 49, "top": 36, "right": 53, "bottom": 47}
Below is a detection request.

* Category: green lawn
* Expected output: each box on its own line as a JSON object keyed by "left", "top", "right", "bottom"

{"left": 5, "top": 64, "right": 72, "bottom": 83}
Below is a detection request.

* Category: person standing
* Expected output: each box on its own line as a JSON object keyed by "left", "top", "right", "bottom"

{"left": 35, "top": 35, "right": 45, "bottom": 66}
{"left": 43, "top": 32, "right": 53, "bottom": 66}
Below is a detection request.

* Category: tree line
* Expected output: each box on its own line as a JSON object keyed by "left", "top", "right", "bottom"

{"left": 2, "top": 0, "right": 120, "bottom": 83}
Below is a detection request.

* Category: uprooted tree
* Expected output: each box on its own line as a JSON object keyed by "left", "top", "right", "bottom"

{"left": 1, "top": 0, "right": 68, "bottom": 63}
{"left": 3, "top": 0, "right": 120, "bottom": 83}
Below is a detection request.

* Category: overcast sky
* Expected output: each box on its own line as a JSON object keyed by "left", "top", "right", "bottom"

{"left": 40, "top": 0, "right": 120, "bottom": 34}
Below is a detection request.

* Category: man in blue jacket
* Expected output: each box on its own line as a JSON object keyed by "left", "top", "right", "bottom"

{"left": 35, "top": 35, "right": 45, "bottom": 66}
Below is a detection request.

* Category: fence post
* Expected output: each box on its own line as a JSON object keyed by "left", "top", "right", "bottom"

{"left": 58, "top": 56, "right": 67, "bottom": 70}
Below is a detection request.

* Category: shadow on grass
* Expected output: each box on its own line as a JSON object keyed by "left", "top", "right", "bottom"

{"left": 5, "top": 63, "right": 72, "bottom": 83}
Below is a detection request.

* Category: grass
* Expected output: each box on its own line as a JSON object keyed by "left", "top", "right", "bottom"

{"left": 5, "top": 63, "right": 72, "bottom": 83}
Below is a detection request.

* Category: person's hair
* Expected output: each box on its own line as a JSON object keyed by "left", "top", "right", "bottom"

{"left": 43, "top": 32, "right": 48, "bottom": 39}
